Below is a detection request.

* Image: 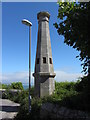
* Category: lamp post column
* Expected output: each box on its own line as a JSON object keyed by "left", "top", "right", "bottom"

{"left": 22, "top": 19, "right": 32, "bottom": 112}
{"left": 29, "top": 26, "right": 31, "bottom": 112}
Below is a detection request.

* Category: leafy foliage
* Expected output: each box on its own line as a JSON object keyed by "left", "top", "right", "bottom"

{"left": 1, "top": 82, "right": 24, "bottom": 90}
{"left": 14, "top": 82, "right": 71, "bottom": 120}
{"left": 2, "top": 81, "right": 89, "bottom": 119}
{"left": 0, "top": 84, "right": 11, "bottom": 89}
{"left": 14, "top": 97, "right": 42, "bottom": 120}
{"left": 14, "top": 80, "right": 90, "bottom": 120}
{"left": 54, "top": 2, "right": 90, "bottom": 74}
{"left": 10, "top": 82, "right": 24, "bottom": 90}
{"left": 41, "top": 81, "right": 78, "bottom": 104}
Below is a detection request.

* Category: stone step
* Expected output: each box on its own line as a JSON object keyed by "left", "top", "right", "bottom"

{"left": 0, "top": 99, "right": 20, "bottom": 120}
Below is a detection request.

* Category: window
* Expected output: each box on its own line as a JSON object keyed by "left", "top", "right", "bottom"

{"left": 43, "top": 57, "right": 46, "bottom": 63}
{"left": 49, "top": 58, "right": 52, "bottom": 64}
{"left": 37, "top": 58, "right": 39, "bottom": 64}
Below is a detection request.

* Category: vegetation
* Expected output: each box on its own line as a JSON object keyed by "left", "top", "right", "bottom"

{"left": 1, "top": 79, "right": 89, "bottom": 119}
{"left": 54, "top": 2, "right": 90, "bottom": 74}
{"left": 1, "top": 82, "right": 24, "bottom": 100}
{"left": 53, "top": 2, "right": 90, "bottom": 114}
{"left": 10, "top": 79, "right": 89, "bottom": 120}
{"left": 2, "top": 88, "right": 29, "bottom": 103}
{"left": 41, "top": 81, "right": 78, "bottom": 104}
{"left": 0, "top": 82, "right": 24, "bottom": 90}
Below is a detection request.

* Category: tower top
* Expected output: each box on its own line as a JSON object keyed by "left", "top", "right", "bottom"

{"left": 37, "top": 11, "right": 50, "bottom": 21}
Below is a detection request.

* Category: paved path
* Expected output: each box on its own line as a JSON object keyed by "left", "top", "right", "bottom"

{"left": 0, "top": 99, "right": 20, "bottom": 120}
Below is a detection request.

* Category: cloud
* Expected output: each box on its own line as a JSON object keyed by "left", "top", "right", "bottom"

{"left": 0, "top": 71, "right": 34, "bottom": 86}
{"left": 2, "top": 0, "right": 87, "bottom": 2}
{"left": 55, "top": 70, "right": 84, "bottom": 82}
{"left": 0, "top": 70, "right": 84, "bottom": 86}
{"left": 1, "top": 0, "right": 57, "bottom": 2}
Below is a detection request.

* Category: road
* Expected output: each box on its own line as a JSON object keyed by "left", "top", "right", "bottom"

{"left": 0, "top": 99, "right": 20, "bottom": 120}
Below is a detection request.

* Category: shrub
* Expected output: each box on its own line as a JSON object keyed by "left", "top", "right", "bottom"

{"left": 2, "top": 84, "right": 11, "bottom": 89}
{"left": 1, "top": 82, "right": 24, "bottom": 90}
{"left": 14, "top": 80, "right": 90, "bottom": 120}
{"left": 10, "top": 82, "right": 24, "bottom": 90}
{"left": 14, "top": 97, "right": 42, "bottom": 120}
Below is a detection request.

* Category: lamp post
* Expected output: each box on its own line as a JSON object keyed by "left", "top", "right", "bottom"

{"left": 22, "top": 19, "right": 32, "bottom": 112}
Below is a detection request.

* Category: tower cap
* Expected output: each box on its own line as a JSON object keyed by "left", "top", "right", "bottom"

{"left": 37, "top": 11, "right": 50, "bottom": 20}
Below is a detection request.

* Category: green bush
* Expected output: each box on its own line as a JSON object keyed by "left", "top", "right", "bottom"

{"left": 13, "top": 80, "right": 90, "bottom": 120}
{"left": 10, "top": 82, "right": 24, "bottom": 90}
{"left": 2, "top": 86, "right": 34, "bottom": 104}
{"left": 14, "top": 97, "right": 42, "bottom": 120}
{"left": 1, "top": 84, "right": 11, "bottom": 89}
{"left": 2, "top": 80, "right": 89, "bottom": 119}
{"left": 1, "top": 82, "right": 24, "bottom": 90}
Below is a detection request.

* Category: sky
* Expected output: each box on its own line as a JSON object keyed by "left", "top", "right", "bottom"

{"left": 1, "top": 2, "right": 84, "bottom": 85}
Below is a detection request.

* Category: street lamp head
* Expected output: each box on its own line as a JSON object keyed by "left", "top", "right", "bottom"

{"left": 22, "top": 19, "right": 32, "bottom": 26}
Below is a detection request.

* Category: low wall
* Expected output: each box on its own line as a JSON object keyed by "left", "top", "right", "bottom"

{"left": 0, "top": 89, "right": 21, "bottom": 97}
{"left": 40, "top": 102, "right": 90, "bottom": 120}
{"left": 0, "top": 89, "right": 21, "bottom": 93}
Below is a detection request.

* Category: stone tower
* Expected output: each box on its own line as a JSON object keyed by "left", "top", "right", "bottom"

{"left": 33, "top": 11, "right": 56, "bottom": 97}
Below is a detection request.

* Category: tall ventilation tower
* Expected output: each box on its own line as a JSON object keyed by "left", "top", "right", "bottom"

{"left": 33, "top": 11, "right": 56, "bottom": 97}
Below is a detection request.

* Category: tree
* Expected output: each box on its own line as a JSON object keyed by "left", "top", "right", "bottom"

{"left": 54, "top": 2, "right": 90, "bottom": 74}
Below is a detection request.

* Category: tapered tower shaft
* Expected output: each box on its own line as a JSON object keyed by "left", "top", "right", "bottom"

{"left": 33, "top": 11, "right": 56, "bottom": 97}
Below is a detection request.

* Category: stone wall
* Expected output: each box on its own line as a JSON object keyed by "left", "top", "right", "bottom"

{"left": 40, "top": 102, "right": 90, "bottom": 120}
{"left": 0, "top": 89, "right": 21, "bottom": 98}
